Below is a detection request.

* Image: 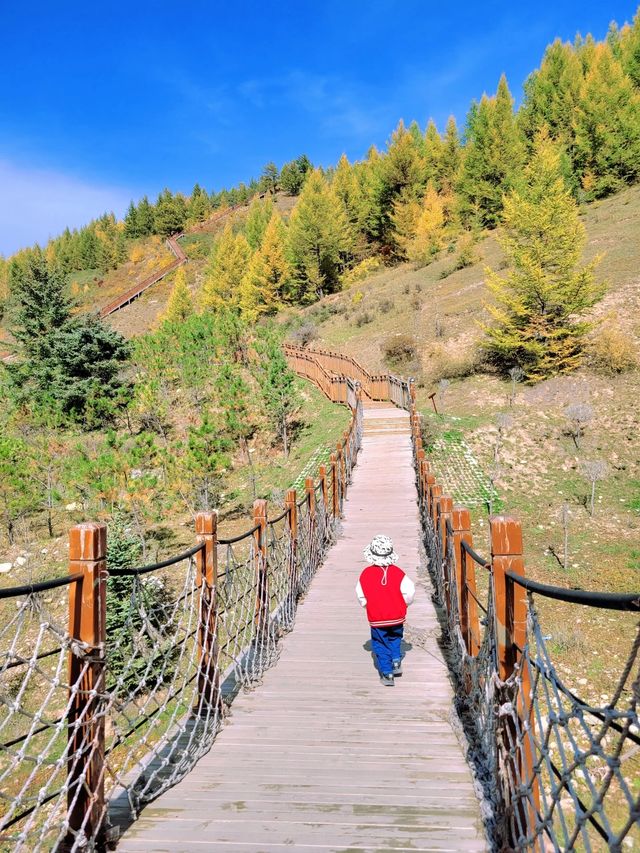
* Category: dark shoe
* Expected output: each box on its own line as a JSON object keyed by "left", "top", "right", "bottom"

{"left": 392, "top": 660, "right": 403, "bottom": 677}
{"left": 380, "top": 673, "right": 395, "bottom": 686}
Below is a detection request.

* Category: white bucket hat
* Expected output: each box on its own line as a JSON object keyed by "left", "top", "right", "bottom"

{"left": 363, "top": 535, "right": 398, "bottom": 567}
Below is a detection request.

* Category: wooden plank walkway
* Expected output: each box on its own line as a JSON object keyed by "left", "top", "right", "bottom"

{"left": 118, "top": 406, "right": 487, "bottom": 852}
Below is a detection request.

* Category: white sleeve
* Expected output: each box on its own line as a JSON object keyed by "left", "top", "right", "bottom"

{"left": 355, "top": 580, "right": 367, "bottom": 607}
{"left": 400, "top": 575, "right": 415, "bottom": 605}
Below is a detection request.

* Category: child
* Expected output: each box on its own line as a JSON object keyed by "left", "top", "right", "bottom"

{"left": 355, "top": 535, "right": 415, "bottom": 686}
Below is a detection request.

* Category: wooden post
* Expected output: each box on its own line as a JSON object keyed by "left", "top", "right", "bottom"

{"left": 452, "top": 507, "right": 480, "bottom": 656}
{"left": 253, "top": 500, "right": 268, "bottom": 638}
{"left": 330, "top": 453, "right": 339, "bottom": 519}
{"left": 491, "top": 515, "right": 539, "bottom": 843}
{"left": 195, "top": 511, "right": 219, "bottom": 712}
{"left": 285, "top": 488, "right": 298, "bottom": 600}
{"left": 336, "top": 441, "right": 345, "bottom": 513}
{"left": 305, "top": 476, "right": 316, "bottom": 521}
{"left": 425, "top": 472, "right": 436, "bottom": 516}
{"left": 430, "top": 483, "right": 442, "bottom": 528}
{"left": 343, "top": 430, "right": 350, "bottom": 480}
{"left": 438, "top": 496, "right": 454, "bottom": 617}
{"left": 318, "top": 465, "right": 328, "bottom": 512}
{"left": 67, "top": 522, "right": 107, "bottom": 845}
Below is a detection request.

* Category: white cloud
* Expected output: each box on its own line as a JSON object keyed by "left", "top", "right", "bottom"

{"left": 0, "top": 159, "right": 133, "bottom": 256}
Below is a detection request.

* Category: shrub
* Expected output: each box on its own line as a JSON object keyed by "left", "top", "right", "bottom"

{"left": 354, "top": 311, "right": 373, "bottom": 327}
{"left": 351, "top": 290, "right": 364, "bottom": 306}
{"left": 378, "top": 298, "right": 394, "bottom": 312}
{"left": 383, "top": 334, "right": 417, "bottom": 366}
{"left": 290, "top": 321, "right": 318, "bottom": 348}
{"left": 426, "top": 344, "right": 483, "bottom": 382}
{"left": 129, "top": 245, "right": 146, "bottom": 264}
{"left": 341, "top": 257, "right": 382, "bottom": 288}
{"left": 587, "top": 325, "right": 637, "bottom": 375}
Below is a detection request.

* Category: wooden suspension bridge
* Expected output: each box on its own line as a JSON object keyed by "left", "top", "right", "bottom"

{"left": 0, "top": 345, "right": 638, "bottom": 853}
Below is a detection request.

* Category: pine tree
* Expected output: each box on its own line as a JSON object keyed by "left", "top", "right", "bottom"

{"left": 573, "top": 42, "right": 640, "bottom": 198}
{"left": 244, "top": 195, "right": 274, "bottom": 250}
{"left": 253, "top": 328, "right": 300, "bottom": 457}
{"left": 188, "top": 183, "right": 212, "bottom": 223}
{"left": 518, "top": 39, "right": 584, "bottom": 151}
{"left": 377, "top": 121, "right": 427, "bottom": 241}
{"left": 424, "top": 119, "right": 444, "bottom": 189}
{"left": 620, "top": 10, "right": 640, "bottom": 87}
{"left": 161, "top": 266, "right": 193, "bottom": 324}
{"left": 458, "top": 75, "right": 526, "bottom": 229}
{"left": 280, "top": 154, "right": 312, "bottom": 195}
{"left": 154, "top": 189, "right": 187, "bottom": 236}
{"left": 483, "top": 131, "right": 604, "bottom": 382}
{"left": 201, "top": 224, "right": 251, "bottom": 310}
{"left": 441, "top": 116, "right": 463, "bottom": 193}
{"left": 136, "top": 196, "right": 155, "bottom": 236}
{"left": 124, "top": 201, "right": 140, "bottom": 238}
{"left": 389, "top": 194, "right": 422, "bottom": 259}
{"left": 240, "top": 212, "right": 291, "bottom": 319}
{"left": 287, "top": 169, "right": 354, "bottom": 301}
{"left": 260, "top": 162, "right": 279, "bottom": 194}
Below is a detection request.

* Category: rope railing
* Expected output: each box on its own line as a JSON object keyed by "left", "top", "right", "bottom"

{"left": 408, "top": 397, "right": 640, "bottom": 851}
{"left": 0, "top": 381, "right": 364, "bottom": 851}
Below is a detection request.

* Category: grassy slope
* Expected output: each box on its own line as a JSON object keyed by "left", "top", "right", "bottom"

{"left": 296, "top": 185, "right": 640, "bottom": 695}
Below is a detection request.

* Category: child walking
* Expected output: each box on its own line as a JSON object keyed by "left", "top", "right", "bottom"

{"left": 355, "top": 535, "right": 415, "bottom": 686}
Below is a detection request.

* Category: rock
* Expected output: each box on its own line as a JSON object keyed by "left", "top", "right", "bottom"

{"left": 0, "top": 563, "right": 12, "bottom": 573}
{"left": 577, "top": 678, "right": 588, "bottom": 686}
{"left": 65, "top": 502, "right": 80, "bottom": 512}
{"left": 15, "top": 556, "right": 27, "bottom": 567}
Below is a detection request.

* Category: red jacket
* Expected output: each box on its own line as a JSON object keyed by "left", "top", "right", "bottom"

{"left": 355, "top": 564, "right": 415, "bottom": 627}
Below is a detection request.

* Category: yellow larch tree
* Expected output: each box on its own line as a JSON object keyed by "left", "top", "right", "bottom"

{"left": 201, "top": 224, "right": 251, "bottom": 311}
{"left": 161, "top": 265, "right": 193, "bottom": 324}
{"left": 240, "top": 212, "right": 291, "bottom": 320}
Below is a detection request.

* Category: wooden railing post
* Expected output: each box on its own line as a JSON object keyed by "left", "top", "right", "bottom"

{"left": 438, "top": 496, "right": 454, "bottom": 616}
{"left": 285, "top": 488, "right": 298, "bottom": 596}
{"left": 318, "top": 465, "right": 328, "bottom": 512}
{"left": 305, "top": 476, "right": 316, "bottom": 522}
{"left": 430, "top": 483, "right": 442, "bottom": 528}
{"left": 67, "top": 522, "right": 107, "bottom": 845}
{"left": 195, "top": 511, "right": 219, "bottom": 712}
{"left": 330, "top": 453, "right": 339, "bottom": 519}
{"left": 253, "top": 500, "right": 268, "bottom": 638}
{"left": 491, "top": 515, "right": 539, "bottom": 843}
{"left": 452, "top": 507, "right": 480, "bottom": 656}
{"left": 336, "top": 441, "right": 345, "bottom": 513}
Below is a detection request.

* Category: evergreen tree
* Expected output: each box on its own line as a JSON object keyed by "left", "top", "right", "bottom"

{"left": 154, "top": 189, "right": 187, "bottom": 236}
{"left": 136, "top": 196, "right": 155, "bottom": 236}
{"left": 458, "top": 75, "right": 526, "bottom": 228}
{"left": 124, "top": 201, "right": 140, "bottom": 238}
{"left": 287, "top": 169, "right": 354, "bottom": 301}
{"left": 332, "top": 154, "right": 369, "bottom": 257}
{"left": 7, "top": 249, "right": 130, "bottom": 423}
{"left": 620, "top": 10, "right": 640, "bottom": 87}
{"left": 356, "top": 146, "right": 386, "bottom": 243}
{"left": 259, "top": 162, "right": 279, "bottom": 194}
{"left": 188, "top": 183, "right": 212, "bottom": 223}
{"left": 240, "top": 212, "right": 291, "bottom": 319}
{"left": 424, "top": 119, "right": 444, "bottom": 189}
{"left": 184, "top": 414, "right": 229, "bottom": 510}
{"left": 280, "top": 154, "right": 312, "bottom": 195}
{"left": 244, "top": 195, "right": 274, "bottom": 250}
{"left": 161, "top": 266, "right": 193, "bottom": 324}
{"left": 441, "top": 116, "right": 463, "bottom": 192}
{"left": 483, "top": 131, "right": 604, "bottom": 381}
{"left": 253, "top": 328, "right": 300, "bottom": 457}
{"left": 573, "top": 42, "right": 640, "bottom": 198}
{"left": 377, "top": 121, "right": 427, "bottom": 240}
{"left": 201, "top": 224, "right": 251, "bottom": 310}
{"left": 518, "top": 39, "right": 584, "bottom": 152}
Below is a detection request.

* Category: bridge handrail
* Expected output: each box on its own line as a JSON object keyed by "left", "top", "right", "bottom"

{"left": 410, "top": 392, "right": 639, "bottom": 850}
{"left": 0, "top": 366, "right": 363, "bottom": 850}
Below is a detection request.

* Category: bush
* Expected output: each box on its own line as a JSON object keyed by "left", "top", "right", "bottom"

{"left": 587, "top": 325, "right": 637, "bottom": 375}
{"left": 351, "top": 290, "right": 364, "bottom": 306}
{"left": 426, "top": 344, "right": 483, "bottom": 382}
{"left": 129, "top": 245, "right": 146, "bottom": 264}
{"left": 378, "top": 297, "right": 395, "bottom": 312}
{"left": 341, "top": 257, "right": 382, "bottom": 288}
{"left": 354, "top": 311, "right": 373, "bottom": 327}
{"left": 290, "top": 322, "right": 318, "bottom": 348}
{"left": 383, "top": 334, "right": 417, "bottom": 366}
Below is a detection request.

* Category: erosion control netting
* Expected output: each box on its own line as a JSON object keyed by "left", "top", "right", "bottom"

{"left": 419, "top": 460, "right": 640, "bottom": 851}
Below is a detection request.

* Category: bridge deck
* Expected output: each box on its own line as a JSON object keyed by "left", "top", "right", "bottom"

{"left": 119, "top": 407, "right": 486, "bottom": 852}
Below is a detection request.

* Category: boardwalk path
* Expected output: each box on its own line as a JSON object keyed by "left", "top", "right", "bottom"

{"left": 119, "top": 406, "right": 486, "bottom": 852}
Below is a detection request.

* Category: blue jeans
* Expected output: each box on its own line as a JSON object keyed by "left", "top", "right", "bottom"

{"left": 370, "top": 625, "right": 403, "bottom": 675}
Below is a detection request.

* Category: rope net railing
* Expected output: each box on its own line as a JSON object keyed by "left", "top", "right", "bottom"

{"left": 409, "top": 400, "right": 640, "bottom": 851}
{"left": 0, "top": 381, "right": 363, "bottom": 851}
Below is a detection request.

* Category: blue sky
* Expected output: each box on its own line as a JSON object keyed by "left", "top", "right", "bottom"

{"left": 1, "top": 0, "right": 638, "bottom": 255}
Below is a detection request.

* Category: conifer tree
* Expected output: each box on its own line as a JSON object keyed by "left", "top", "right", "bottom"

{"left": 136, "top": 196, "right": 155, "bottom": 236}
{"left": 279, "top": 155, "right": 312, "bottom": 195}
{"left": 483, "top": 131, "right": 604, "bottom": 381}
{"left": 260, "top": 162, "right": 279, "bottom": 194}
{"left": 161, "top": 266, "right": 193, "bottom": 324}
{"left": 458, "top": 75, "right": 525, "bottom": 229}
{"left": 253, "top": 328, "right": 299, "bottom": 458}
{"left": 124, "top": 201, "right": 140, "bottom": 238}
{"left": 287, "top": 169, "right": 354, "bottom": 301}
{"left": 573, "top": 42, "right": 640, "bottom": 198}
{"left": 620, "top": 10, "right": 640, "bottom": 87}
{"left": 441, "top": 116, "right": 463, "bottom": 193}
{"left": 188, "top": 183, "right": 212, "bottom": 223}
{"left": 240, "top": 212, "right": 290, "bottom": 319}
{"left": 154, "top": 189, "right": 187, "bottom": 236}
{"left": 244, "top": 195, "right": 274, "bottom": 250}
{"left": 356, "top": 146, "right": 386, "bottom": 243}
{"left": 378, "top": 121, "right": 427, "bottom": 240}
{"left": 518, "top": 39, "right": 584, "bottom": 152}
{"left": 201, "top": 224, "right": 251, "bottom": 310}
{"left": 424, "top": 119, "right": 444, "bottom": 189}
{"left": 389, "top": 195, "right": 422, "bottom": 259}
